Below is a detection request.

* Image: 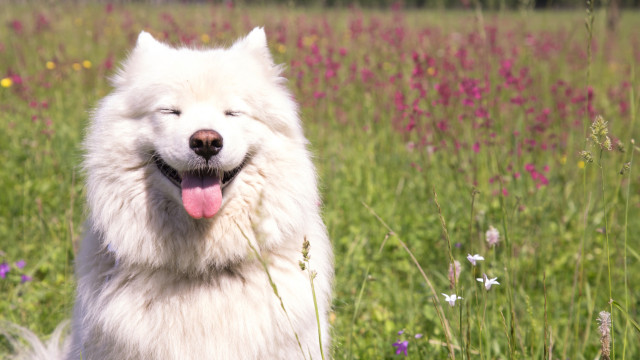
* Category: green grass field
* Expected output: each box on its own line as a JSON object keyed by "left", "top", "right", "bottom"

{"left": 1, "top": 3, "right": 638, "bottom": 359}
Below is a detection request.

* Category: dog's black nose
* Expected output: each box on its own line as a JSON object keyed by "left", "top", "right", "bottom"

{"left": 189, "top": 130, "right": 223, "bottom": 160}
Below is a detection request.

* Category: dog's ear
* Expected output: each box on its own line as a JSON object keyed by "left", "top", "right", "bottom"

{"left": 232, "top": 27, "right": 275, "bottom": 67}
{"left": 111, "top": 31, "right": 168, "bottom": 87}
{"left": 134, "top": 31, "right": 167, "bottom": 53}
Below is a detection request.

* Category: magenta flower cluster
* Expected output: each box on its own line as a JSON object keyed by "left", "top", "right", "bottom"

{"left": 3, "top": 6, "right": 635, "bottom": 203}
{"left": 0, "top": 257, "right": 32, "bottom": 283}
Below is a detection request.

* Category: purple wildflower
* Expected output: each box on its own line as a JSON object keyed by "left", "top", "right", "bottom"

{"left": 0, "top": 262, "right": 9, "bottom": 278}
{"left": 392, "top": 340, "right": 409, "bottom": 356}
{"left": 21, "top": 274, "right": 32, "bottom": 283}
{"left": 15, "top": 259, "right": 25, "bottom": 269}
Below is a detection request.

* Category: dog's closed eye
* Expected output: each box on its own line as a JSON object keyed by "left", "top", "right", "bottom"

{"left": 159, "top": 108, "right": 182, "bottom": 116}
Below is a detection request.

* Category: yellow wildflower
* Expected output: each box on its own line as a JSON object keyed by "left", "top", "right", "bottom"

{"left": 1, "top": 77, "right": 12, "bottom": 88}
{"left": 302, "top": 35, "right": 317, "bottom": 47}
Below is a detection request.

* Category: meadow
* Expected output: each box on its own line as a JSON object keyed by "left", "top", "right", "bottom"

{"left": 1, "top": 3, "right": 639, "bottom": 359}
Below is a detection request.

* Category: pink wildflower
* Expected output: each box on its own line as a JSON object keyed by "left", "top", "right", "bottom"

{"left": 486, "top": 226, "right": 500, "bottom": 246}
{"left": 448, "top": 260, "right": 461, "bottom": 287}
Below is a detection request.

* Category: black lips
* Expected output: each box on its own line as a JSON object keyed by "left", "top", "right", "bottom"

{"left": 153, "top": 153, "right": 245, "bottom": 188}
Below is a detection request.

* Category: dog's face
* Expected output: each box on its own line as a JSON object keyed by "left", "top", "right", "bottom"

{"left": 100, "top": 29, "right": 302, "bottom": 220}
{"left": 83, "top": 28, "right": 314, "bottom": 270}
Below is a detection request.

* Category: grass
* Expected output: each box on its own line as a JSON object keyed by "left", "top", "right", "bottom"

{"left": 1, "top": 3, "right": 639, "bottom": 359}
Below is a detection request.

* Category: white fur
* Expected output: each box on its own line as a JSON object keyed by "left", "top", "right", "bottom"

{"left": 10, "top": 28, "right": 333, "bottom": 360}
{"left": 1, "top": 321, "right": 69, "bottom": 360}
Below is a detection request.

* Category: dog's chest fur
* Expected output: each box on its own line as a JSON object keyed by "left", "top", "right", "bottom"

{"left": 72, "top": 245, "right": 319, "bottom": 360}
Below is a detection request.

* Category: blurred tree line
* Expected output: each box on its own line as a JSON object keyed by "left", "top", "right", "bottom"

{"left": 309, "top": 0, "right": 635, "bottom": 8}
{"left": 206, "top": 0, "right": 637, "bottom": 8}
{"left": 119, "top": 0, "right": 637, "bottom": 10}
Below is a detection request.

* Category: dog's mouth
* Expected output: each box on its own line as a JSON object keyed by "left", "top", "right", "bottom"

{"left": 152, "top": 154, "right": 244, "bottom": 189}
{"left": 153, "top": 153, "right": 246, "bottom": 219}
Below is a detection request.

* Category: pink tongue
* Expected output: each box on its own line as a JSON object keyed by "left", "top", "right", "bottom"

{"left": 181, "top": 172, "right": 222, "bottom": 219}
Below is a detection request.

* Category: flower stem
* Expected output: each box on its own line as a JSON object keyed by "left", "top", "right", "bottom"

{"left": 598, "top": 149, "right": 614, "bottom": 358}
{"left": 308, "top": 270, "right": 325, "bottom": 360}
{"left": 621, "top": 140, "right": 634, "bottom": 360}
{"left": 434, "top": 188, "right": 465, "bottom": 359}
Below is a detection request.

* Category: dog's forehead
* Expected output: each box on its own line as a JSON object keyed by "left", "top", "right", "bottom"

{"left": 127, "top": 51, "right": 253, "bottom": 101}
{"left": 161, "top": 48, "right": 264, "bottom": 85}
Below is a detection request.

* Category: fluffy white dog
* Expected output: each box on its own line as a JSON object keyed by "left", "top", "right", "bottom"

{"left": 8, "top": 28, "right": 333, "bottom": 360}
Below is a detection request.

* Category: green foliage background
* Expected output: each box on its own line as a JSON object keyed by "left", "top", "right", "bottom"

{"left": 0, "top": 3, "right": 639, "bottom": 359}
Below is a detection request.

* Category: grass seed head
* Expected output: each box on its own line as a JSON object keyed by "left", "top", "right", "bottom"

{"left": 597, "top": 311, "right": 611, "bottom": 360}
{"left": 589, "top": 115, "right": 612, "bottom": 151}
{"left": 579, "top": 150, "right": 594, "bottom": 163}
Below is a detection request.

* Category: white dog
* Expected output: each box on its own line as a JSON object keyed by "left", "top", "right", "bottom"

{"left": 8, "top": 28, "right": 333, "bottom": 360}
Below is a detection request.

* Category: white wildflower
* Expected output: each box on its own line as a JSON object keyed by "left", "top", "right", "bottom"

{"left": 466, "top": 254, "right": 484, "bottom": 266}
{"left": 476, "top": 273, "right": 500, "bottom": 290}
{"left": 442, "top": 293, "right": 462, "bottom": 307}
